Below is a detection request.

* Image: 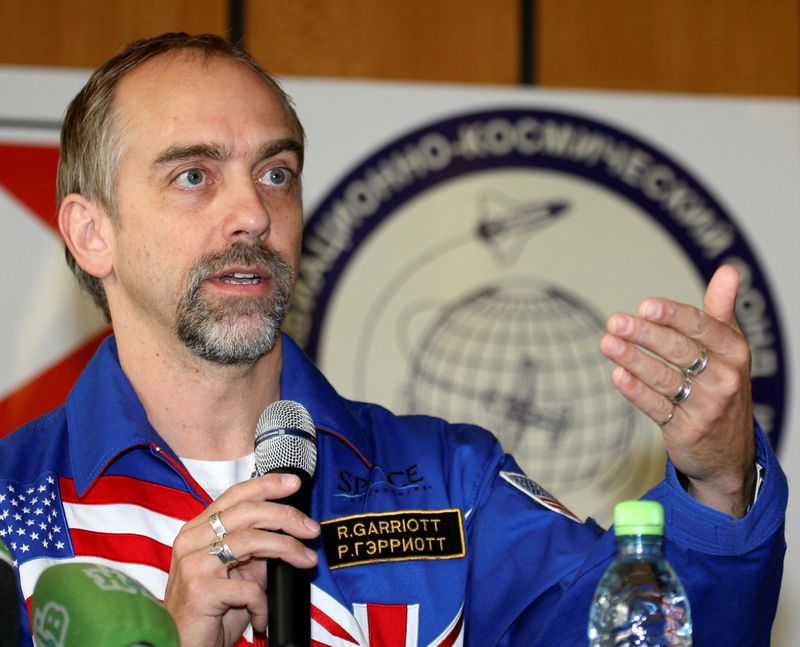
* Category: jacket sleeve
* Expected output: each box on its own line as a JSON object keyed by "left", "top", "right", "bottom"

{"left": 465, "top": 423, "right": 787, "bottom": 646}
{"left": 462, "top": 445, "right": 605, "bottom": 644}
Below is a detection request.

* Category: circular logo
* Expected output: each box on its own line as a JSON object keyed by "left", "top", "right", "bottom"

{"left": 286, "top": 108, "right": 786, "bottom": 521}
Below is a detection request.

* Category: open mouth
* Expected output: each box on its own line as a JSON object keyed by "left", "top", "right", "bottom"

{"left": 218, "top": 272, "right": 262, "bottom": 285}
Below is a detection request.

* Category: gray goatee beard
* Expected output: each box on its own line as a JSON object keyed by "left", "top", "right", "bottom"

{"left": 175, "top": 243, "right": 293, "bottom": 366}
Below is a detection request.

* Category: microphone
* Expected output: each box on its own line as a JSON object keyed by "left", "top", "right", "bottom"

{"left": 0, "top": 538, "right": 20, "bottom": 647}
{"left": 31, "top": 562, "right": 179, "bottom": 646}
{"left": 254, "top": 400, "right": 318, "bottom": 647}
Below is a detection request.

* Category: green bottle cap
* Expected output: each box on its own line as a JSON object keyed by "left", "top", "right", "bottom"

{"left": 613, "top": 500, "right": 664, "bottom": 536}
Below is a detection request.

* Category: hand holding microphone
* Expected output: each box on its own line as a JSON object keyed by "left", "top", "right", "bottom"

{"left": 31, "top": 562, "right": 179, "bottom": 646}
{"left": 163, "top": 401, "right": 319, "bottom": 647}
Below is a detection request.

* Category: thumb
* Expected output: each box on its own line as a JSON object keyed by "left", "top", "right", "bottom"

{"left": 703, "top": 264, "right": 740, "bottom": 326}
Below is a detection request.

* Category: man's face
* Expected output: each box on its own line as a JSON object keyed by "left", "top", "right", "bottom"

{"left": 105, "top": 51, "right": 304, "bottom": 364}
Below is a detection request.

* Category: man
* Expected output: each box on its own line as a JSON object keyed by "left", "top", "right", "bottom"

{"left": 0, "top": 33, "right": 786, "bottom": 646}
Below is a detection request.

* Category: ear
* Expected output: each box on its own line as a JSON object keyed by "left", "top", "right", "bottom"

{"left": 58, "top": 194, "right": 114, "bottom": 280}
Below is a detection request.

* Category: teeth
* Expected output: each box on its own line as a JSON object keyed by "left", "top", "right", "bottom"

{"left": 220, "top": 273, "right": 261, "bottom": 285}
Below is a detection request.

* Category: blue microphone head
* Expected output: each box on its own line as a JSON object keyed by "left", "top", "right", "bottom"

{"left": 254, "top": 400, "right": 317, "bottom": 479}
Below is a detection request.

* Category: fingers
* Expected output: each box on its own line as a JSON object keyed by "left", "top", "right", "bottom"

{"left": 176, "top": 521, "right": 318, "bottom": 572}
{"left": 209, "top": 579, "right": 268, "bottom": 634}
{"left": 601, "top": 320, "right": 733, "bottom": 428}
{"left": 165, "top": 570, "right": 268, "bottom": 643}
{"left": 174, "top": 473, "right": 320, "bottom": 571}
{"left": 172, "top": 477, "right": 320, "bottom": 570}
{"left": 610, "top": 367, "right": 677, "bottom": 428}
{"left": 181, "top": 473, "right": 306, "bottom": 533}
{"left": 631, "top": 265, "right": 747, "bottom": 361}
{"left": 604, "top": 312, "right": 699, "bottom": 375}
{"left": 600, "top": 264, "right": 750, "bottom": 431}
{"left": 703, "top": 263, "right": 741, "bottom": 326}
{"left": 634, "top": 297, "right": 747, "bottom": 360}
{"left": 601, "top": 336, "right": 688, "bottom": 400}
{"left": 603, "top": 268, "right": 750, "bottom": 383}
{"left": 165, "top": 473, "right": 321, "bottom": 644}
{"left": 200, "top": 497, "right": 320, "bottom": 546}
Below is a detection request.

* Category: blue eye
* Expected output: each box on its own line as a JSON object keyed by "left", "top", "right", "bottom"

{"left": 260, "top": 167, "right": 292, "bottom": 187}
{"left": 175, "top": 168, "right": 206, "bottom": 188}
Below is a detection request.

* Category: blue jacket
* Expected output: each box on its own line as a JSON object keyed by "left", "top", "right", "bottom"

{"left": 0, "top": 334, "right": 787, "bottom": 645}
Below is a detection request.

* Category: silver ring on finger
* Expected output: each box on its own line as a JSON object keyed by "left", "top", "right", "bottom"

{"left": 684, "top": 345, "right": 709, "bottom": 378}
{"left": 207, "top": 540, "right": 237, "bottom": 565}
{"left": 209, "top": 512, "right": 228, "bottom": 540}
{"left": 669, "top": 374, "right": 692, "bottom": 404}
{"left": 658, "top": 405, "right": 676, "bottom": 427}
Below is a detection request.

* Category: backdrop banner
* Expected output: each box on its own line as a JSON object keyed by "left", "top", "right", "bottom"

{"left": 1, "top": 67, "right": 797, "bottom": 643}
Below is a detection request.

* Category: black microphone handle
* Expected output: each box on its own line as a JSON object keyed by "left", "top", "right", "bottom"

{"left": 0, "top": 547, "right": 20, "bottom": 647}
{"left": 0, "top": 576, "right": 20, "bottom": 647}
{"left": 266, "top": 466, "right": 312, "bottom": 647}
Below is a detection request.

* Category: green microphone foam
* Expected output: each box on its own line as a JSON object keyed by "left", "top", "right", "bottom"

{"left": 31, "top": 562, "right": 179, "bottom": 647}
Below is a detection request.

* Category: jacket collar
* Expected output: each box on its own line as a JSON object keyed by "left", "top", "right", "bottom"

{"left": 65, "top": 335, "right": 160, "bottom": 496}
{"left": 65, "top": 334, "right": 370, "bottom": 496}
{"left": 279, "top": 334, "right": 371, "bottom": 457}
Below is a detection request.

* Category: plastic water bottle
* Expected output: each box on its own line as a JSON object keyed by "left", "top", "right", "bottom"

{"left": 588, "top": 500, "right": 692, "bottom": 646}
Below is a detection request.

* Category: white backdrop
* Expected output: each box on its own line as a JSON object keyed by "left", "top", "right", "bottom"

{"left": 1, "top": 67, "right": 797, "bottom": 643}
{"left": 289, "top": 80, "right": 798, "bottom": 645}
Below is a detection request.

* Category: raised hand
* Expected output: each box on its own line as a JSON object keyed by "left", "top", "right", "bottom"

{"left": 600, "top": 264, "right": 756, "bottom": 519}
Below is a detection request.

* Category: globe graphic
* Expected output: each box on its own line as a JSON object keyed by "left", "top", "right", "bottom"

{"left": 404, "top": 279, "right": 636, "bottom": 494}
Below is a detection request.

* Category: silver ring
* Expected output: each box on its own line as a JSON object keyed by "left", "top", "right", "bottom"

{"left": 669, "top": 374, "right": 692, "bottom": 404}
{"left": 209, "top": 512, "right": 228, "bottom": 540}
{"left": 207, "top": 541, "right": 237, "bottom": 565}
{"left": 684, "top": 345, "right": 709, "bottom": 377}
{"left": 658, "top": 406, "right": 675, "bottom": 427}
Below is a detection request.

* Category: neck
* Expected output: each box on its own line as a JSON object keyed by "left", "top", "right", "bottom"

{"left": 114, "top": 325, "right": 283, "bottom": 460}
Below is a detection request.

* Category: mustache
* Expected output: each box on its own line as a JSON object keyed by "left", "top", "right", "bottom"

{"left": 186, "top": 243, "right": 291, "bottom": 289}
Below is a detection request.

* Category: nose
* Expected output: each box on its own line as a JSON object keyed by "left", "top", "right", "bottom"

{"left": 222, "top": 176, "right": 270, "bottom": 242}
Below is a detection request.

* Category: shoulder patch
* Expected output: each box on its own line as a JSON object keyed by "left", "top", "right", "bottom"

{"left": 499, "top": 471, "right": 582, "bottom": 523}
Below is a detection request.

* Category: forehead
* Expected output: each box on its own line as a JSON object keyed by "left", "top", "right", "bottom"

{"left": 113, "top": 51, "right": 295, "bottom": 156}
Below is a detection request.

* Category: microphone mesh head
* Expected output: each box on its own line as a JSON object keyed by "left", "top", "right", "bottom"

{"left": 254, "top": 400, "right": 317, "bottom": 478}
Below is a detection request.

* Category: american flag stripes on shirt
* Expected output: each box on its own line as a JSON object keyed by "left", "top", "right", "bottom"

{"left": 1, "top": 468, "right": 215, "bottom": 640}
{"left": 2, "top": 468, "right": 466, "bottom": 647}
{"left": 4, "top": 470, "right": 203, "bottom": 585}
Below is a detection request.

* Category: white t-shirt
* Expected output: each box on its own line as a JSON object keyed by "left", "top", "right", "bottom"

{"left": 180, "top": 453, "right": 255, "bottom": 500}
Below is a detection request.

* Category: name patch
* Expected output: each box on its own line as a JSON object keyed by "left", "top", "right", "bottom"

{"left": 321, "top": 509, "right": 465, "bottom": 569}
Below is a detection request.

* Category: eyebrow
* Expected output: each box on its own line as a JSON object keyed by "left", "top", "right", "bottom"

{"left": 151, "top": 138, "right": 305, "bottom": 171}
{"left": 152, "top": 143, "right": 229, "bottom": 168}
{"left": 259, "top": 138, "right": 305, "bottom": 173}
{"left": 258, "top": 138, "right": 304, "bottom": 166}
